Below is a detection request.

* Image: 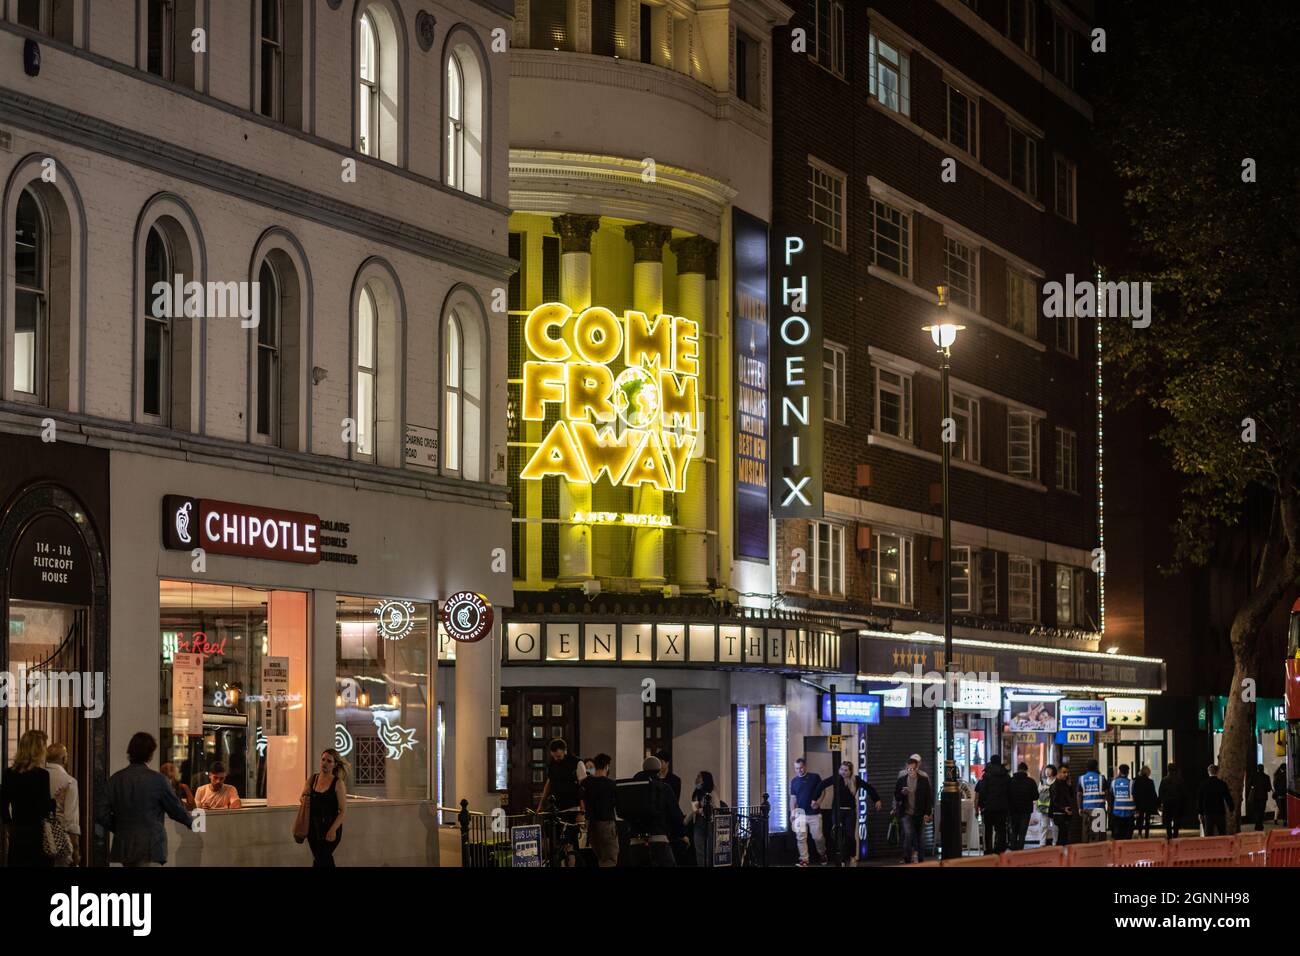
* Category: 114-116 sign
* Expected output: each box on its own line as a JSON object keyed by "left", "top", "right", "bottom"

{"left": 517, "top": 302, "right": 700, "bottom": 492}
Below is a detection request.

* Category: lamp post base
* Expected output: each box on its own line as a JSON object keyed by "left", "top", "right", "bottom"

{"left": 940, "top": 759, "right": 963, "bottom": 860}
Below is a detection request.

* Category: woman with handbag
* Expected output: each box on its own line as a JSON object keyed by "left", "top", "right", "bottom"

{"left": 1, "top": 730, "right": 58, "bottom": 866}
{"left": 297, "top": 748, "right": 348, "bottom": 867}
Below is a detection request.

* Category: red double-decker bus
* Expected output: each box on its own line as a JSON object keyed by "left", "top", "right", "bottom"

{"left": 1286, "top": 600, "right": 1300, "bottom": 824}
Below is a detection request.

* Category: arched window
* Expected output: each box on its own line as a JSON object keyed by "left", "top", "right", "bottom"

{"left": 442, "top": 312, "right": 462, "bottom": 475}
{"left": 443, "top": 30, "right": 487, "bottom": 197}
{"left": 255, "top": 261, "right": 280, "bottom": 441}
{"left": 358, "top": 11, "right": 379, "bottom": 156}
{"left": 13, "top": 189, "right": 47, "bottom": 401}
{"left": 356, "top": 285, "right": 378, "bottom": 458}
{"left": 142, "top": 226, "right": 172, "bottom": 419}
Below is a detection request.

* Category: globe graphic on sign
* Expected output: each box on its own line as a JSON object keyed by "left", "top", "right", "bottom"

{"left": 613, "top": 367, "right": 660, "bottom": 429}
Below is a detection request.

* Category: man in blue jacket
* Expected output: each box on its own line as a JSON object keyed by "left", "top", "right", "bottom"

{"left": 96, "top": 732, "right": 193, "bottom": 866}
{"left": 790, "top": 757, "right": 825, "bottom": 866}
{"left": 1108, "top": 764, "right": 1136, "bottom": 840}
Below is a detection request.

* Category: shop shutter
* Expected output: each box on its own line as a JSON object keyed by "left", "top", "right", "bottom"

{"left": 865, "top": 708, "right": 936, "bottom": 860}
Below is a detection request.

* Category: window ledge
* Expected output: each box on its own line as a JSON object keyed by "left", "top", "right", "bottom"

{"left": 867, "top": 431, "right": 1048, "bottom": 492}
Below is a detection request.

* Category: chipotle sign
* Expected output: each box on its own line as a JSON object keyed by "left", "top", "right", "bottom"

{"left": 163, "top": 495, "right": 320, "bottom": 564}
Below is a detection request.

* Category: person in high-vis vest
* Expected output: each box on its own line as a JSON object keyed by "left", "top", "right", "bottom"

{"left": 1076, "top": 759, "right": 1109, "bottom": 843}
{"left": 1109, "top": 764, "right": 1136, "bottom": 840}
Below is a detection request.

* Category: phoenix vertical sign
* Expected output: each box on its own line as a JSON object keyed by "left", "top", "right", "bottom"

{"left": 770, "top": 227, "right": 823, "bottom": 519}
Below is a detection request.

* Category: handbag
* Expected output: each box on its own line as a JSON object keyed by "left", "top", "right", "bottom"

{"left": 42, "top": 809, "right": 73, "bottom": 865}
{"left": 292, "top": 776, "right": 312, "bottom": 844}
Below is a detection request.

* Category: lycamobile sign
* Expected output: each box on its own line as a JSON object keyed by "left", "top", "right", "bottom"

{"left": 769, "top": 228, "right": 822, "bottom": 519}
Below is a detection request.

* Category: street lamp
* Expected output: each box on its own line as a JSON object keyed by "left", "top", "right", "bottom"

{"left": 923, "top": 285, "right": 964, "bottom": 861}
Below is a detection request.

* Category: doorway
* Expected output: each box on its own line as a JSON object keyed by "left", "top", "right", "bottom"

{"left": 501, "top": 688, "right": 578, "bottom": 812}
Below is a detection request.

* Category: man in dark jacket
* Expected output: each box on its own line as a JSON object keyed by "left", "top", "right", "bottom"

{"left": 1198, "top": 764, "right": 1233, "bottom": 836}
{"left": 1246, "top": 764, "right": 1274, "bottom": 831}
{"left": 1158, "top": 764, "right": 1185, "bottom": 838}
{"left": 1132, "top": 766, "right": 1158, "bottom": 838}
{"left": 1274, "top": 763, "right": 1289, "bottom": 826}
{"left": 95, "top": 732, "right": 193, "bottom": 866}
{"left": 626, "top": 756, "right": 685, "bottom": 866}
{"left": 1049, "top": 763, "right": 1077, "bottom": 846}
{"left": 894, "top": 754, "right": 933, "bottom": 864}
{"left": 1007, "top": 762, "right": 1039, "bottom": 850}
{"left": 974, "top": 755, "right": 1011, "bottom": 854}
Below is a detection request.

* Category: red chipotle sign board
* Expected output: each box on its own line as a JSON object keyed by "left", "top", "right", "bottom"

{"left": 162, "top": 496, "right": 320, "bottom": 564}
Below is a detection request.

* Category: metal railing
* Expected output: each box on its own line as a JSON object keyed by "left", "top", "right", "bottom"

{"left": 440, "top": 799, "right": 564, "bottom": 868}
{"left": 697, "top": 794, "right": 771, "bottom": 867}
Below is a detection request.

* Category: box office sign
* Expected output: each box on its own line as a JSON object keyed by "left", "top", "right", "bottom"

{"left": 504, "top": 620, "right": 840, "bottom": 672}
{"left": 162, "top": 495, "right": 320, "bottom": 564}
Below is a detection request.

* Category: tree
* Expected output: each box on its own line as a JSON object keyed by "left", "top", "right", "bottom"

{"left": 1097, "top": 0, "right": 1300, "bottom": 830}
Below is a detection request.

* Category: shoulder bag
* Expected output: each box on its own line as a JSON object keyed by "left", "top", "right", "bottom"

{"left": 292, "top": 774, "right": 313, "bottom": 844}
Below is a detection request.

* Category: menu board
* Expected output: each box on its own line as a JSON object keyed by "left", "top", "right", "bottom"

{"left": 172, "top": 652, "right": 204, "bottom": 735}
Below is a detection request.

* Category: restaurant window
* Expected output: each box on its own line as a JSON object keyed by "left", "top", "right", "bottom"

{"left": 335, "top": 595, "right": 431, "bottom": 799}
{"left": 159, "top": 581, "right": 308, "bottom": 807}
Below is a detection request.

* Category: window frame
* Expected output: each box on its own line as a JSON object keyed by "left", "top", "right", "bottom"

{"left": 868, "top": 31, "right": 910, "bottom": 117}
{"left": 872, "top": 531, "right": 913, "bottom": 607}
{"left": 810, "top": 0, "right": 846, "bottom": 78}
{"left": 141, "top": 225, "right": 174, "bottom": 424}
{"left": 951, "top": 392, "right": 980, "bottom": 464}
{"left": 943, "top": 235, "right": 979, "bottom": 311}
{"left": 1007, "top": 409, "right": 1039, "bottom": 480}
{"left": 978, "top": 550, "right": 998, "bottom": 616}
{"left": 870, "top": 198, "right": 911, "bottom": 277}
{"left": 147, "top": 0, "right": 177, "bottom": 81}
{"left": 1007, "top": 124, "right": 1039, "bottom": 198}
{"left": 12, "top": 187, "right": 49, "bottom": 404}
{"left": 1006, "top": 0, "right": 1036, "bottom": 55}
{"left": 1055, "top": 565, "right": 1076, "bottom": 626}
{"left": 807, "top": 157, "right": 846, "bottom": 252}
{"left": 951, "top": 545, "right": 973, "bottom": 613}
{"left": 1056, "top": 310, "right": 1078, "bottom": 357}
{"left": 945, "top": 81, "right": 979, "bottom": 158}
{"left": 1008, "top": 555, "right": 1039, "bottom": 622}
{"left": 1006, "top": 267, "right": 1037, "bottom": 338}
{"left": 259, "top": 0, "right": 285, "bottom": 121}
{"left": 254, "top": 260, "right": 281, "bottom": 443}
{"left": 1053, "top": 18, "right": 1076, "bottom": 87}
{"left": 823, "top": 341, "right": 847, "bottom": 426}
{"left": 812, "top": 521, "right": 845, "bottom": 596}
{"left": 356, "top": 284, "right": 379, "bottom": 460}
{"left": 1054, "top": 426, "right": 1078, "bottom": 493}
{"left": 446, "top": 51, "right": 466, "bottom": 192}
{"left": 443, "top": 311, "right": 464, "bottom": 477}
{"left": 358, "top": 10, "right": 381, "bottom": 156}
{"left": 874, "top": 365, "right": 913, "bottom": 441}
{"left": 1054, "top": 154, "right": 1077, "bottom": 222}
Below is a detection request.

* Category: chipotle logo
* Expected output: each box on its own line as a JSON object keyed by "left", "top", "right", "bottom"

{"left": 163, "top": 495, "right": 321, "bottom": 564}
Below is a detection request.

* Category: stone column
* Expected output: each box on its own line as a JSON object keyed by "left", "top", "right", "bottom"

{"left": 624, "top": 223, "right": 674, "bottom": 588}
{"left": 553, "top": 214, "right": 602, "bottom": 584}
{"left": 670, "top": 236, "right": 715, "bottom": 592}
{"left": 454, "top": 619, "right": 501, "bottom": 814}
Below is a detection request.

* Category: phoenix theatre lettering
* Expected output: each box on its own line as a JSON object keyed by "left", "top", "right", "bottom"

{"left": 519, "top": 303, "right": 701, "bottom": 492}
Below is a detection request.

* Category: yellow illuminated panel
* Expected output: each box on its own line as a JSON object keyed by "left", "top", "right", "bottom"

{"left": 520, "top": 303, "right": 701, "bottom": 493}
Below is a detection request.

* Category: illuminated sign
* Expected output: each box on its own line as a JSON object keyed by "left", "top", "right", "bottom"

{"left": 819, "top": 694, "right": 882, "bottom": 724}
{"left": 162, "top": 495, "right": 320, "bottom": 564}
{"left": 442, "top": 591, "right": 493, "bottom": 644}
{"left": 1104, "top": 697, "right": 1147, "bottom": 726}
{"left": 1059, "top": 699, "right": 1107, "bottom": 731}
{"left": 375, "top": 600, "right": 416, "bottom": 640}
{"left": 372, "top": 712, "right": 417, "bottom": 760}
{"left": 572, "top": 511, "right": 671, "bottom": 528}
{"left": 517, "top": 303, "right": 700, "bottom": 493}
{"left": 733, "top": 208, "right": 770, "bottom": 560}
{"left": 769, "top": 228, "right": 822, "bottom": 518}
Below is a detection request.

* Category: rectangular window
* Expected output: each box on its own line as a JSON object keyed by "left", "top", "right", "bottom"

{"left": 1055, "top": 426, "right": 1078, "bottom": 493}
{"left": 260, "top": 0, "right": 283, "bottom": 121}
{"left": 812, "top": 521, "right": 845, "bottom": 596}
{"left": 978, "top": 550, "right": 998, "bottom": 615}
{"left": 869, "top": 32, "right": 910, "bottom": 116}
{"left": 336, "top": 595, "right": 432, "bottom": 799}
{"left": 824, "top": 343, "right": 846, "bottom": 425}
{"left": 1054, "top": 155, "right": 1077, "bottom": 222}
{"left": 1053, "top": 19, "right": 1076, "bottom": 87}
{"left": 951, "top": 546, "right": 972, "bottom": 613}
{"left": 808, "top": 159, "right": 846, "bottom": 251}
{"left": 952, "top": 393, "right": 980, "bottom": 463}
{"left": 946, "top": 83, "right": 978, "bottom": 156}
{"left": 1006, "top": 0, "right": 1035, "bottom": 55}
{"left": 1007, "top": 410, "right": 1038, "bottom": 479}
{"left": 1057, "top": 311, "right": 1078, "bottom": 356}
{"left": 1056, "top": 565, "right": 1076, "bottom": 625}
{"left": 944, "top": 236, "right": 978, "bottom": 310}
{"left": 812, "top": 0, "right": 846, "bottom": 77}
{"left": 737, "top": 30, "right": 761, "bottom": 107}
{"left": 874, "top": 367, "right": 912, "bottom": 441}
{"left": 1008, "top": 556, "right": 1039, "bottom": 622}
{"left": 591, "top": 0, "right": 617, "bottom": 57}
{"left": 873, "top": 532, "right": 913, "bottom": 606}
{"left": 531, "top": 0, "right": 573, "bottom": 51}
{"left": 1006, "top": 268, "right": 1037, "bottom": 337}
{"left": 871, "top": 199, "right": 910, "bottom": 276}
{"left": 159, "top": 581, "right": 308, "bottom": 808}
{"left": 356, "top": 290, "right": 377, "bottom": 458}
{"left": 639, "top": 2, "right": 652, "bottom": 63}
{"left": 1008, "top": 125, "right": 1038, "bottom": 197}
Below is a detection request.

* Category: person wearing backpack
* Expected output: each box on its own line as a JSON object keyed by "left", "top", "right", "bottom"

{"left": 625, "top": 756, "right": 683, "bottom": 866}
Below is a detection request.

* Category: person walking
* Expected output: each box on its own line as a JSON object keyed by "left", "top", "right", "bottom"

{"left": 1037, "top": 765, "right": 1058, "bottom": 846}
{"left": 1132, "top": 766, "right": 1157, "bottom": 839}
{"left": 580, "top": 753, "right": 619, "bottom": 867}
{"left": 789, "top": 757, "right": 826, "bottom": 866}
{"left": 1198, "top": 764, "right": 1233, "bottom": 836}
{"left": 1, "top": 730, "right": 57, "bottom": 867}
{"left": 301, "top": 748, "right": 347, "bottom": 867}
{"left": 1158, "top": 764, "right": 1185, "bottom": 838}
{"left": 1274, "top": 763, "right": 1289, "bottom": 827}
{"left": 1049, "top": 763, "right": 1077, "bottom": 847}
{"left": 626, "top": 756, "right": 684, "bottom": 867}
{"left": 1246, "top": 764, "right": 1273, "bottom": 831}
{"left": 974, "top": 754, "right": 1011, "bottom": 854}
{"left": 1077, "top": 760, "right": 1108, "bottom": 843}
{"left": 817, "top": 760, "right": 881, "bottom": 866}
{"left": 1008, "top": 762, "right": 1039, "bottom": 851}
{"left": 45, "top": 743, "right": 81, "bottom": 867}
{"left": 95, "top": 732, "right": 193, "bottom": 866}
{"left": 689, "top": 770, "right": 720, "bottom": 867}
{"left": 894, "top": 754, "right": 933, "bottom": 864}
{"left": 1109, "top": 764, "right": 1136, "bottom": 840}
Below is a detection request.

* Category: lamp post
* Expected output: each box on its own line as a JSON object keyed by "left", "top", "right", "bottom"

{"left": 924, "top": 287, "right": 964, "bottom": 861}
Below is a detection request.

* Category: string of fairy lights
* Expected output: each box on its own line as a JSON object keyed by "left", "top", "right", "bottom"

{"left": 1095, "top": 266, "right": 1106, "bottom": 636}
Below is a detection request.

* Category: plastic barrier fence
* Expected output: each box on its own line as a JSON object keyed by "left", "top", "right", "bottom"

{"left": 943, "top": 853, "right": 1003, "bottom": 867}
{"left": 1167, "top": 835, "right": 1237, "bottom": 867}
{"left": 1265, "top": 827, "right": 1300, "bottom": 867}
{"left": 1235, "top": 831, "right": 1267, "bottom": 867}
{"left": 1112, "top": 838, "right": 1167, "bottom": 867}
{"left": 1065, "top": 842, "right": 1114, "bottom": 867}
{"left": 1001, "top": 845, "right": 1065, "bottom": 867}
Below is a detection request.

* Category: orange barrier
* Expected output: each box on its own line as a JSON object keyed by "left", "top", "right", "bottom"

{"left": 1066, "top": 842, "right": 1114, "bottom": 867}
{"left": 1265, "top": 827, "right": 1300, "bottom": 867}
{"left": 1167, "top": 835, "right": 1237, "bottom": 867}
{"left": 1235, "top": 831, "right": 1267, "bottom": 867}
{"left": 943, "top": 852, "right": 1003, "bottom": 867}
{"left": 1112, "top": 838, "right": 1167, "bottom": 867}
{"left": 911, "top": 860, "right": 943, "bottom": 867}
{"left": 1002, "top": 845, "right": 1065, "bottom": 867}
